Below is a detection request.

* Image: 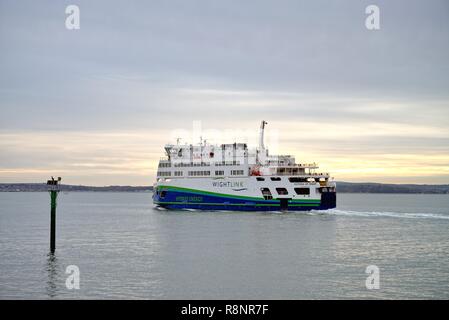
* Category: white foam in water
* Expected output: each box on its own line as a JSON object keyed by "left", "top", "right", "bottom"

{"left": 310, "top": 209, "right": 449, "bottom": 220}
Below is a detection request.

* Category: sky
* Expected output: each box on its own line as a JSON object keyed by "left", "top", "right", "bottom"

{"left": 0, "top": 0, "right": 448, "bottom": 185}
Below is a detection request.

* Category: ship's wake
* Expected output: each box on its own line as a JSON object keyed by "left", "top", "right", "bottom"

{"left": 309, "top": 209, "right": 449, "bottom": 220}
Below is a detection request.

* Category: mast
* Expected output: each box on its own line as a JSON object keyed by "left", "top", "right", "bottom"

{"left": 258, "top": 120, "right": 268, "bottom": 165}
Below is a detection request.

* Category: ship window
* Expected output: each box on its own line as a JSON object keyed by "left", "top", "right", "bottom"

{"left": 158, "top": 162, "right": 171, "bottom": 168}
{"left": 260, "top": 188, "right": 273, "bottom": 200}
{"left": 294, "top": 188, "right": 310, "bottom": 195}
{"left": 270, "top": 177, "right": 281, "bottom": 181}
{"left": 215, "top": 170, "right": 224, "bottom": 176}
{"left": 174, "top": 171, "right": 183, "bottom": 176}
{"left": 160, "top": 191, "right": 167, "bottom": 199}
{"left": 289, "top": 177, "right": 308, "bottom": 183}
{"left": 231, "top": 170, "right": 244, "bottom": 176}
{"left": 256, "top": 177, "right": 265, "bottom": 181}
{"left": 276, "top": 188, "right": 288, "bottom": 195}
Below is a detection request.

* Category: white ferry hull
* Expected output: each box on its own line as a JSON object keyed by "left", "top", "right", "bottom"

{"left": 153, "top": 177, "right": 336, "bottom": 211}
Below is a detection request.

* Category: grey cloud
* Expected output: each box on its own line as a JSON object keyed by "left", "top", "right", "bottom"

{"left": 0, "top": 0, "right": 448, "bottom": 184}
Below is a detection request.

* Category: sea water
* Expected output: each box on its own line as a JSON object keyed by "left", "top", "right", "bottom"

{"left": 1, "top": 192, "right": 448, "bottom": 299}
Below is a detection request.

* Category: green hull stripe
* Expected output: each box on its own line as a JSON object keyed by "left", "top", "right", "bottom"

{"left": 154, "top": 201, "right": 320, "bottom": 207}
{"left": 156, "top": 185, "right": 321, "bottom": 203}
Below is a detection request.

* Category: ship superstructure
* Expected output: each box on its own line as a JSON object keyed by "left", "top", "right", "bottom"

{"left": 153, "top": 121, "right": 336, "bottom": 211}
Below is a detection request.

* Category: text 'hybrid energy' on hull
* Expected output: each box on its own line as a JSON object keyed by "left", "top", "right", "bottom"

{"left": 153, "top": 121, "right": 336, "bottom": 211}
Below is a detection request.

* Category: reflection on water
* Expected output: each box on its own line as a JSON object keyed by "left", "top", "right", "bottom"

{"left": 45, "top": 252, "right": 60, "bottom": 298}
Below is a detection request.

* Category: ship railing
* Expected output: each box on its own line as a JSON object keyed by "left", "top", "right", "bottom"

{"left": 267, "top": 172, "right": 330, "bottom": 177}
{"left": 270, "top": 173, "right": 330, "bottom": 177}
{"left": 295, "top": 163, "right": 318, "bottom": 168}
{"left": 266, "top": 163, "right": 319, "bottom": 168}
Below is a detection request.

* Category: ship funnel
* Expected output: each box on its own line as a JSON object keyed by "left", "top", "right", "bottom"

{"left": 259, "top": 120, "right": 267, "bottom": 151}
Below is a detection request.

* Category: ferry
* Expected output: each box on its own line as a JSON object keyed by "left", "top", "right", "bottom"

{"left": 153, "top": 121, "right": 336, "bottom": 211}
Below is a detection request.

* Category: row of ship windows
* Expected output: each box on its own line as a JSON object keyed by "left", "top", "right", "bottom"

{"left": 159, "top": 161, "right": 242, "bottom": 168}
{"left": 260, "top": 187, "right": 334, "bottom": 199}
{"left": 189, "top": 171, "right": 211, "bottom": 176}
{"left": 158, "top": 172, "right": 328, "bottom": 181}
{"left": 261, "top": 187, "right": 310, "bottom": 199}
{"left": 158, "top": 170, "right": 245, "bottom": 177}
{"left": 159, "top": 163, "right": 171, "bottom": 168}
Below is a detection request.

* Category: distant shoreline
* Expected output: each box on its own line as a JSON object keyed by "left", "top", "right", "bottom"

{"left": 1, "top": 182, "right": 448, "bottom": 194}
{"left": 0, "top": 183, "right": 152, "bottom": 193}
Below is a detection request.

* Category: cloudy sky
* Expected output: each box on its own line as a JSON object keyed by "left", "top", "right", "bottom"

{"left": 1, "top": 0, "right": 448, "bottom": 185}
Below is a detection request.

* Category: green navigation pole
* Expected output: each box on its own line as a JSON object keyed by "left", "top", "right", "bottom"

{"left": 47, "top": 177, "right": 61, "bottom": 253}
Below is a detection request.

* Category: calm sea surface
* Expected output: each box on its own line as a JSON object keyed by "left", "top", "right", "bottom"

{"left": 1, "top": 192, "right": 448, "bottom": 299}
